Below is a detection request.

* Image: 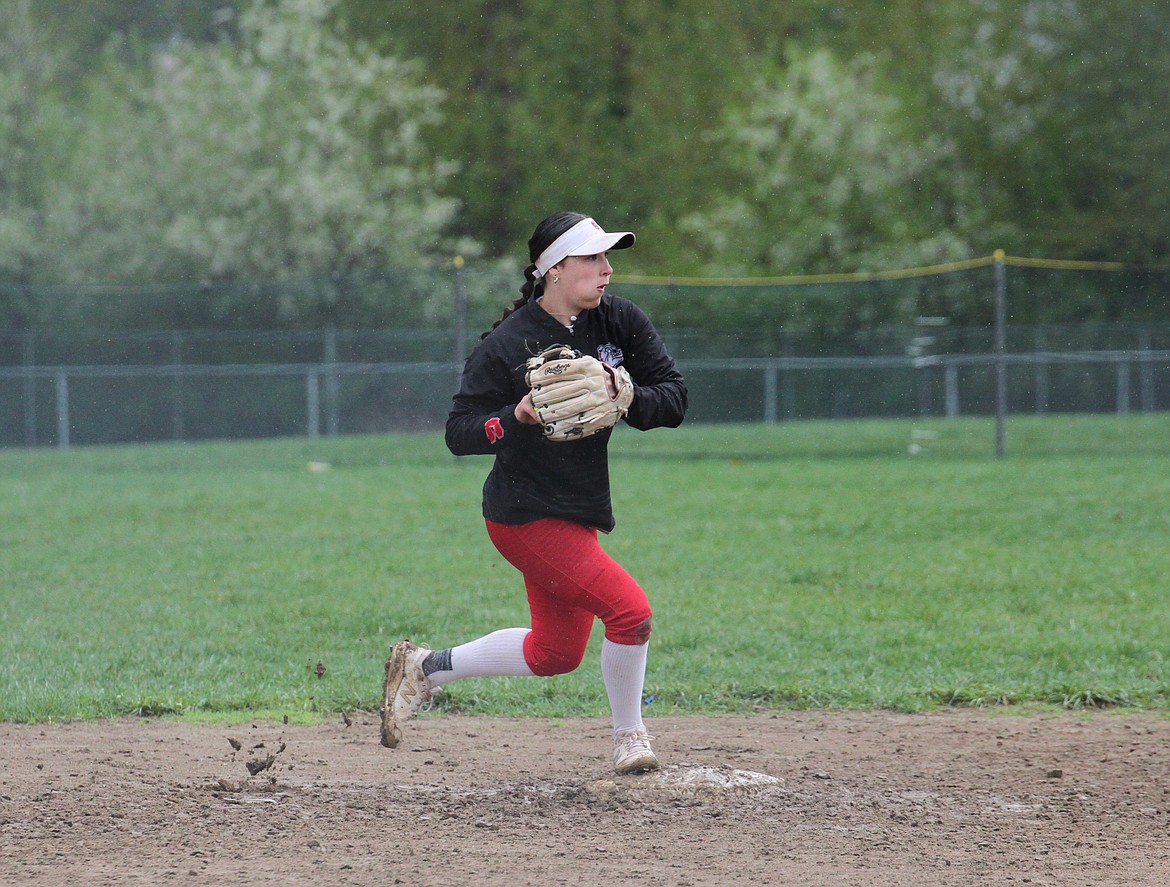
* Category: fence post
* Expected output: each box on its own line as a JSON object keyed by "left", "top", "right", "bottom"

{"left": 911, "top": 316, "right": 947, "bottom": 418}
{"left": 23, "top": 331, "right": 37, "bottom": 447}
{"left": 306, "top": 369, "right": 321, "bottom": 438}
{"left": 781, "top": 333, "right": 796, "bottom": 419}
{"left": 1138, "top": 328, "right": 1154, "bottom": 411}
{"left": 763, "top": 364, "right": 778, "bottom": 423}
{"left": 1117, "top": 360, "right": 1131, "bottom": 414}
{"left": 1034, "top": 326, "right": 1049, "bottom": 414}
{"left": 323, "top": 327, "right": 339, "bottom": 436}
{"left": 453, "top": 256, "right": 467, "bottom": 390}
{"left": 993, "top": 250, "right": 1007, "bottom": 458}
{"left": 944, "top": 364, "right": 960, "bottom": 418}
{"left": 55, "top": 371, "right": 70, "bottom": 450}
{"left": 171, "top": 332, "right": 186, "bottom": 442}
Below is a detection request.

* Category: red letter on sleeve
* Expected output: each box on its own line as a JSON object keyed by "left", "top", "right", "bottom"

{"left": 484, "top": 417, "right": 504, "bottom": 443}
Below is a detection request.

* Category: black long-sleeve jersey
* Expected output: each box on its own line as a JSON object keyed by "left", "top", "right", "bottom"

{"left": 445, "top": 294, "right": 687, "bottom": 532}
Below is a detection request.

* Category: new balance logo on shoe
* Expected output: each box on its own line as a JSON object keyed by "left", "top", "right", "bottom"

{"left": 380, "top": 640, "right": 436, "bottom": 750}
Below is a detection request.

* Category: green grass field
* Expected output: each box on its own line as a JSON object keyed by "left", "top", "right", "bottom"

{"left": 2, "top": 414, "right": 1167, "bottom": 723}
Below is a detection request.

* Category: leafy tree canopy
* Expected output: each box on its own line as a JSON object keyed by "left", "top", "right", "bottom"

{"left": 2, "top": 0, "right": 1167, "bottom": 329}
{"left": 4, "top": 0, "right": 462, "bottom": 324}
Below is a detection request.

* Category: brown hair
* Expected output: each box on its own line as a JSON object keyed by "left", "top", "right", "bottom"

{"left": 480, "top": 211, "right": 587, "bottom": 340}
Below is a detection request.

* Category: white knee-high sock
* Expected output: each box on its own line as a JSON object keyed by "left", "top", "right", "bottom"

{"left": 424, "top": 628, "right": 535, "bottom": 687}
{"left": 601, "top": 638, "right": 649, "bottom": 735}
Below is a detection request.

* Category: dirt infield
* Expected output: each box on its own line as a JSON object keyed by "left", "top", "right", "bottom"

{"left": 2, "top": 710, "right": 1168, "bottom": 886}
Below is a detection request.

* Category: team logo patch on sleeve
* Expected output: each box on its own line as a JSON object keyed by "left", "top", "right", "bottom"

{"left": 597, "top": 343, "right": 624, "bottom": 366}
{"left": 484, "top": 417, "right": 504, "bottom": 443}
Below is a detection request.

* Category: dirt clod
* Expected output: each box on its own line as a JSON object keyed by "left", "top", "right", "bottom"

{"left": 245, "top": 754, "right": 275, "bottom": 776}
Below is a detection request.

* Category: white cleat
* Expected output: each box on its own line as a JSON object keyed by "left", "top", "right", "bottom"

{"left": 613, "top": 727, "right": 660, "bottom": 775}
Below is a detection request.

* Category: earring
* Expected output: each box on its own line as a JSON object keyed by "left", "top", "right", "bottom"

{"left": 550, "top": 274, "right": 559, "bottom": 284}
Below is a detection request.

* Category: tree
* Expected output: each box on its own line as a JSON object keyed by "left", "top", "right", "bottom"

{"left": 679, "top": 47, "right": 969, "bottom": 276}
{"left": 37, "top": 0, "right": 464, "bottom": 318}
{"left": 341, "top": 0, "right": 824, "bottom": 272}
{"left": 33, "top": 0, "right": 236, "bottom": 61}
{"left": 0, "top": 1, "right": 83, "bottom": 327}
{"left": 0, "top": 2, "right": 68, "bottom": 281}
{"left": 926, "top": 0, "right": 1170, "bottom": 264}
{"left": 10, "top": 0, "right": 1169, "bottom": 324}
{"left": 1024, "top": 3, "right": 1170, "bottom": 264}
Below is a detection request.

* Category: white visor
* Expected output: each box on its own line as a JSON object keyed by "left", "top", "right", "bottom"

{"left": 534, "top": 218, "right": 635, "bottom": 280}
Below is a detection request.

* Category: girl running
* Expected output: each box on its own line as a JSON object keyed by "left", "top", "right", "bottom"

{"left": 381, "top": 211, "right": 687, "bottom": 774}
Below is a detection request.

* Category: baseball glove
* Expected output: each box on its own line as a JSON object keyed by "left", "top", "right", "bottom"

{"left": 524, "top": 345, "right": 634, "bottom": 441}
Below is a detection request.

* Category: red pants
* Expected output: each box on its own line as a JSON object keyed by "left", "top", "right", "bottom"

{"left": 486, "top": 518, "right": 652, "bottom": 677}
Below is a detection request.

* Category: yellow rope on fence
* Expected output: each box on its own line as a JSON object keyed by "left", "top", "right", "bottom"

{"left": 615, "top": 253, "right": 1162, "bottom": 287}
{"left": 1000, "top": 255, "right": 1131, "bottom": 272}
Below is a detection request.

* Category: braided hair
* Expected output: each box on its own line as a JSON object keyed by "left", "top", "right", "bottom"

{"left": 480, "top": 211, "right": 587, "bottom": 340}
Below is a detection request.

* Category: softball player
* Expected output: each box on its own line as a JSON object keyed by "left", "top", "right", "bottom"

{"left": 382, "top": 211, "right": 688, "bottom": 774}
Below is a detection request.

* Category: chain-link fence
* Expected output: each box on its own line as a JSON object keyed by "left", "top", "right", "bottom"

{"left": 2, "top": 255, "right": 1168, "bottom": 448}
{"left": 2, "top": 322, "right": 1168, "bottom": 448}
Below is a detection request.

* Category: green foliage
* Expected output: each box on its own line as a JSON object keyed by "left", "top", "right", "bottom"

{"left": 1022, "top": 5, "right": 1170, "bottom": 263}
{"left": 3, "top": 0, "right": 1169, "bottom": 329}
{"left": 1, "top": 416, "right": 1168, "bottom": 722}
{"left": 33, "top": 0, "right": 232, "bottom": 70}
{"left": 0, "top": 1, "right": 72, "bottom": 290}
{"left": 681, "top": 47, "right": 971, "bottom": 275}
{"left": 922, "top": 1, "right": 1170, "bottom": 264}
{"left": 347, "top": 0, "right": 824, "bottom": 268}
{"left": 16, "top": 0, "right": 464, "bottom": 316}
